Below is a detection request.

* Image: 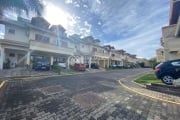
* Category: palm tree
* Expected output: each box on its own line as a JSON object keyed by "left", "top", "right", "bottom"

{"left": 0, "top": 0, "right": 43, "bottom": 17}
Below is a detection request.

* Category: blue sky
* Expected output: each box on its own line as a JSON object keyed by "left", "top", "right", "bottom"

{"left": 4, "top": 0, "right": 170, "bottom": 59}
{"left": 43, "top": 0, "right": 170, "bottom": 59}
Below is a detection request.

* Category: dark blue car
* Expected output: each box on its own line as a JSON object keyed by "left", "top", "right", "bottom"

{"left": 33, "top": 58, "right": 50, "bottom": 71}
{"left": 155, "top": 59, "right": 180, "bottom": 85}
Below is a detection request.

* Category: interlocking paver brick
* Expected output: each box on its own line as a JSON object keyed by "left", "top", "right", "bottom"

{"left": 0, "top": 69, "right": 179, "bottom": 120}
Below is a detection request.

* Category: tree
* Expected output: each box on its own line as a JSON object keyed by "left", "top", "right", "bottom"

{"left": 0, "top": 0, "right": 43, "bottom": 17}
{"left": 149, "top": 57, "right": 157, "bottom": 69}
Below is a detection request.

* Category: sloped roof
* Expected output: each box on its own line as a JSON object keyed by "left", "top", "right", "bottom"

{"left": 50, "top": 25, "right": 65, "bottom": 32}
{"left": 31, "top": 17, "right": 50, "bottom": 29}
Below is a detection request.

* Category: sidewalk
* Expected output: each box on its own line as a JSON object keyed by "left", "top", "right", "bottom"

{"left": 119, "top": 75, "right": 180, "bottom": 105}
{"left": 0, "top": 68, "right": 106, "bottom": 80}
{"left": 0, "top": 68, "right": 58, "bottom": 79}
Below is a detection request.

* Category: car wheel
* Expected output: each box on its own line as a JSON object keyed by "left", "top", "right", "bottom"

{"left": 161, "top": 75, "right": 174, "bottom": 85}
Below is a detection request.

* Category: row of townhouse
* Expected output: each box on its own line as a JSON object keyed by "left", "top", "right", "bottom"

{"left": 158, "top": 0, "right": 180, "bottom": 62}
{"left": 0, "top": 16, "right": 138, "bottom": 70}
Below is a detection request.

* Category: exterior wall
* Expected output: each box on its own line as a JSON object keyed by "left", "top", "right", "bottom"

{"left": 156, "top": 48, "right": 164, "bottom": 62}
{"left": 29, "top": 40, "right": 73, "bottom": 56}
{"left": 93, "top": 46, "right": 109, "bottom": 59}
{"left": 162, "top": 25, "right": 176, "bottom": 38}
{"left": 0, "top": 18, "right": 139, "bottom": 69}
{"left": 79, "top": 43, "right": 92, "bottom": 54}
{"left": 4, "top": 24, "right": 29, "bottom": 43}
{"left": 4, "top": 49, "right": 27, "bottom": 68}
{"left": 29, "top": 28, "right": 57, "bottom": 45}
{"left": 162, "top": 25, "right": 180, "bottom": 60}
{"left": 137, "top": 58, "right": 151, "bottom": 67}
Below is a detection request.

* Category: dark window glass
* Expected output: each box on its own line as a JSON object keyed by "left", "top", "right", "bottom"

{"left": 8, "top": 29, "right": 15, "bottom": 34}
{"left": 9, "top": 53, "right": 15, "bottom": 57}
{"left": 93, "top": 47, "right": 97, "bottom": 52}
{"left": 35, "top": 34, "right": 50, "bottom": 43}
{"left": 171, "top": 61, "right": 180, "bottom": 66}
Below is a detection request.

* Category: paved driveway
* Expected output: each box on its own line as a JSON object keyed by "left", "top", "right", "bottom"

{"left": 0, "top": 68, "right": 179, "bottom": 120}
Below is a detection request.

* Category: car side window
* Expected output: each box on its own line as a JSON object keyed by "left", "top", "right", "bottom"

{"left": 171, "top": 61, "right": 180, "bottom": 66}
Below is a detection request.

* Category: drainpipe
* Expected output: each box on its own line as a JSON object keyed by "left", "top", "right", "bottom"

{"left": 0, "top": 47, "right": 4, "bottom": 70}
{"left": 89, "top": 57, "right": 92, "bottom": 69}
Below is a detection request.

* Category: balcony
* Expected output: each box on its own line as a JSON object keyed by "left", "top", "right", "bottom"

{"left": 29, "top": 40, "right": 73, "bottom": 55}
{"left": 110, "top": 53, "right": 124, "bottom": 61}
{"left": 93, "top": 51, "right": 110, "bottom": 59}
{"left": 166, "top": 37, "right": 180, "bottom": 52}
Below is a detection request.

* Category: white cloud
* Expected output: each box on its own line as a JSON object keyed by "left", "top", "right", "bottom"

{"left": 96, "top": 0, "right": 101, "bottom": 4}
{"left": 65, "top": 0, "right": 73, "bottom": 4}
{"left": 105, "top": 27, "right": 162, "bottom": 58}
{"left": 42, "top": 0, "right": 169, "bottom": 59}
{"left": 98, "top": 21, "right": 101, "bottom": 25}
{"left": 83, "top": 4, "right": 88, "bottom": 8}
{"left": 89, "top": 0, "right": 169, "bottom": 58}
{"left": 43, "top": 1, "right": 94, "bottom": 36}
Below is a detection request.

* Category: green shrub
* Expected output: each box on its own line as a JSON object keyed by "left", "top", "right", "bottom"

{"left": 52, "top": 65, "right": 62, "bottom": 74}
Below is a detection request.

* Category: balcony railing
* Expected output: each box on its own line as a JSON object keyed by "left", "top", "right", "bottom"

{"left": 74, "top": 49, "right": 93, "bottom": 56}
{"left": 93, "top": 51, "right": 110, "bottom": 58}
{"left": 29, "top": 40, "right": 73, "bottom": 55}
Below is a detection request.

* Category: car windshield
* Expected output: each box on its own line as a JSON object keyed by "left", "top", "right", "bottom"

{"left": 0, "top": 0, "right": 179, "bottom": 120}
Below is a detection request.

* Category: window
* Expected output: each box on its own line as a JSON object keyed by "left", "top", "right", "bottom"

{"left": 161, "top": 51, "right": 164, "bottom": 55}
{"left": 8, "top": 29, "right": 15, "bottom": 34}
{"left": 93, "top": 47, "right": 97, "bottom": 52}
{"left": 0, "top": 24, "right": 5, "bottom": 39}
{"left": 35, "top": 34, "right": 50, "bottom": 43}
{"left": 171, "top": 61, "right": 180, "bottom": 66}
{"left": 111, "top": 54, "right": 115, "bottom": 57}
{"left": 9, "top": 53, "right": 15, "bottom": 57}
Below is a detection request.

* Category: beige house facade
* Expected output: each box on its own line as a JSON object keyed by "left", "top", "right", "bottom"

{"left": 161, "top": 0, "right": 180, "bottom": 61}
{"left": 0, "top": 17, "right": 73, "bottom": 70}
{"left": 156, "top": 48, "right": 164, "bottom": 62}
{"left": 0, "top": 16, "right": 138, "bottom": 70}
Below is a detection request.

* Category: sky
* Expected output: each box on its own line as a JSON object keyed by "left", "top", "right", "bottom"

{"left": 42, "top": 0, "right": 170, "bottom": 59}
{"left": 3, "top": 0, "right": 170, "bottom": 59}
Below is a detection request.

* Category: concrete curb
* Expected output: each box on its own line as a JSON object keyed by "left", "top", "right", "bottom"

{"left": 132, "top": 81, "right": 146, "bottom": 88}
{"left": 118, "top": 80, "right": 180, "bottom": 106}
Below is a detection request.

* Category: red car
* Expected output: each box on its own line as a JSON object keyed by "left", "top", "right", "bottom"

{"left": 73, "top": 63, "right": 86, "bottom": 71}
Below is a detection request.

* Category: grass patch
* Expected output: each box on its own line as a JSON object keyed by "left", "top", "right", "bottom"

{"left": 134, "top": 73, "right": 162, "bottom": 85}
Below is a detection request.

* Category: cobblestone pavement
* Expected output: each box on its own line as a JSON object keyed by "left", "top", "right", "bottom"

{"left": 0, "top": 68, "right": 180, "bottom": 120}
